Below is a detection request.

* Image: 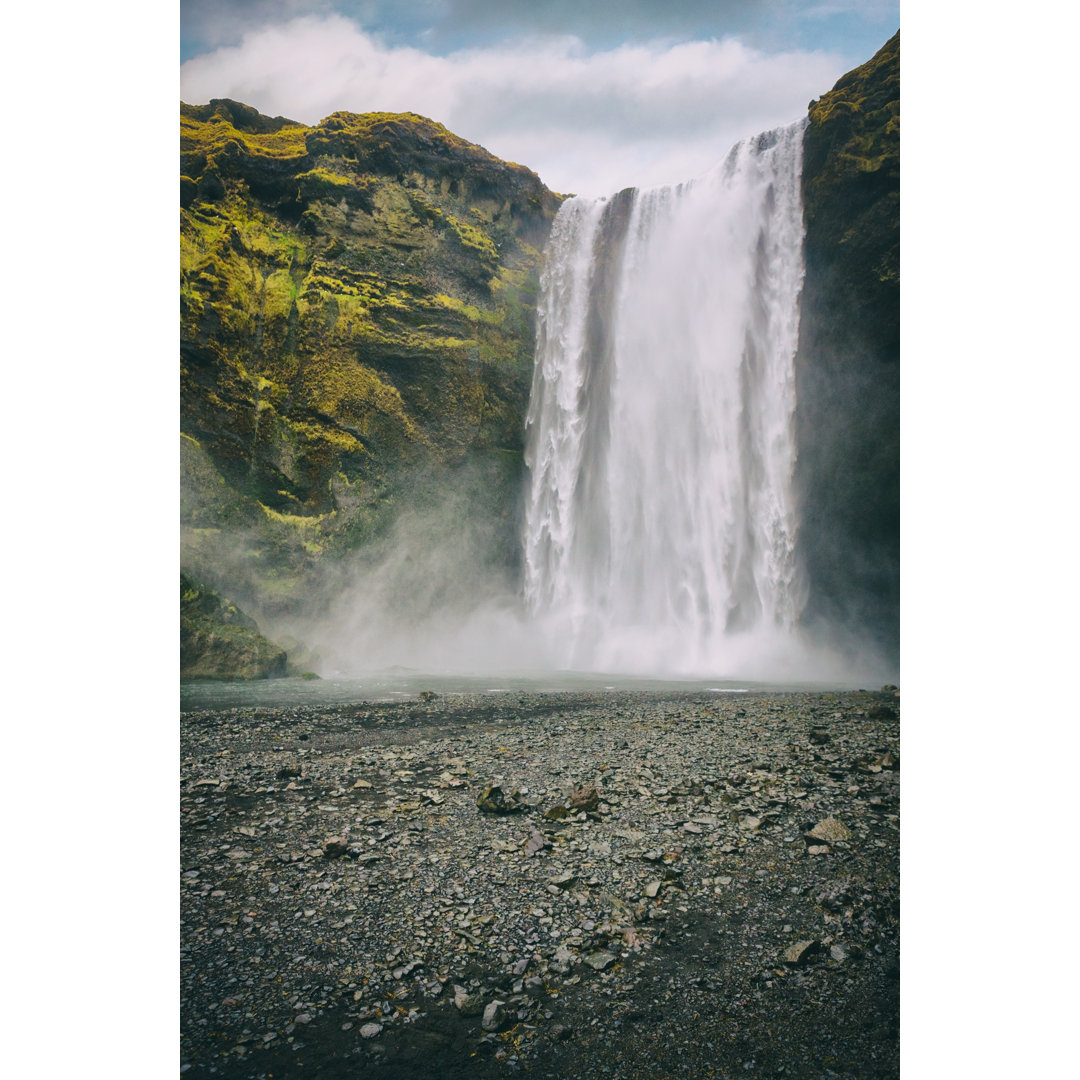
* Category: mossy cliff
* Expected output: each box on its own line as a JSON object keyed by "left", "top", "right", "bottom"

{"left": 180, "top": 572, "right": 287, "bottom": 680}
{"left": 180, "top": 101, "right": 563, "bottom": 632}
{"left": 796, "top": 32, "right": 900, "bottom": 663}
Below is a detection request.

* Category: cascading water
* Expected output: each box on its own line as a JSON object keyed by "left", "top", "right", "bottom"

{"left": 523, "top": 120, "right": 809, "bottom": 677}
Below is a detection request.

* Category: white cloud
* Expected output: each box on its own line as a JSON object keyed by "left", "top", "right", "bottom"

{"left": 180, "top": 14, "right": 847, "bottom": 196}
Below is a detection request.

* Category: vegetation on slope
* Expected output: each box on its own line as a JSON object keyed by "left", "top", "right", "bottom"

{"left": 180, "top": 572, "right": 287, "bottom": 680}
{"left": 180, "top": 100, "right": 563, "bottom": 629}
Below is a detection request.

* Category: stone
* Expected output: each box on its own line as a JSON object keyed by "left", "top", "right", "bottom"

{"left": 323, "top": 837, "right": 349, "bottom": 858}
{"left": 524, "top": 831, "right": 549, "bottom": 856}
{"left": 566, "top": 785, "right": 600, "bottom": 812}
{"left": 782, "top": 940, "right": 821, "bottom": 966}
{"left": 584, "top": 950, "right": 617, "bottom": 971}
{"left": 548, "top": 871, "right": 578, "bottom": 890}
{"left": 482, "top": 1000, "right": 509, "bottom": 1031}
{"left": 352, "top": 779, "right": 372, "bottom": 789}
{"left": 453, "top": 986, "right": 484, "bottom": 1017}
{"left": 477, "top": 785, "right": 524, "bottom": 814}
{"left": 806, "top": 817, "right": 852, "bottom": 844}
{"left": 644, "top": 881, "right": 663, "bottom": 898}
{"left": 360, "top": 1023, "right": 382, "bottom": 1038}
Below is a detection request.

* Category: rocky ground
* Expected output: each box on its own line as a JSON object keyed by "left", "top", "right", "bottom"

{"left": 180, "top": 688, "right": 899, "bottom": 1079}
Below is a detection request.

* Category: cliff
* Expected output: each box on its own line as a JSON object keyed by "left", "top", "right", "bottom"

{"left": 796, "top": 32, "right": 900, "bottom": 664}
{"left": 180, "top": 101, "right": 563, "bottom": 632}
{"left": 180, "top": 572, "right": 287, "bottom": 680}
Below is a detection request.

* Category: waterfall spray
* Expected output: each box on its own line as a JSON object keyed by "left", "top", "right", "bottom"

{"left": 523, "top": 121, "right": 809, "bottom": 676}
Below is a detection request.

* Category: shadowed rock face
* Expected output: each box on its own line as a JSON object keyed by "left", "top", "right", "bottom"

{"left": 180, "top": 101, "right": 564, "bottom": 616}
{"left": 795, "top": 32, "right": 900, "bottom": 665}
{"left": 180, "top": 572, "right": 287, "bottom": 680}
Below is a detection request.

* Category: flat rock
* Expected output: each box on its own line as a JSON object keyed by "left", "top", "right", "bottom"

{"left": 584, "top": 950, "right": 617, "bottom": 971}
{"left": 806, "top": 817, "right": 852, "bottom": 844}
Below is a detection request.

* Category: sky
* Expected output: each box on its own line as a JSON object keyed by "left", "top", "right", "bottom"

{"left": 179, "top": 0, "right": 899, "bottom": 196}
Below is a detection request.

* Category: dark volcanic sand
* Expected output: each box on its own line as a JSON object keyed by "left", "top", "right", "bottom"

{"left": 180, "top": 689, "right": 899, "bottom": 1079}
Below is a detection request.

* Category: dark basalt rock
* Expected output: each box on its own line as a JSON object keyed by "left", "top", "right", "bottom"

{"left": 796, "top": 31, "right": 900, "bottom": 667}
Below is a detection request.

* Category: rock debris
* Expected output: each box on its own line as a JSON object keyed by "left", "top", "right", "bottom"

{"left": 180, "top": 688, "right": 899, "bottom": 1078}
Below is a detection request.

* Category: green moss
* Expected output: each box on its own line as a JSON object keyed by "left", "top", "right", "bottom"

{"left": 180, "top": 98, "right": 564, "bottom": 617}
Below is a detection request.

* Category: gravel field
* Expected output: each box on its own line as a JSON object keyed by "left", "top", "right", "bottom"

{"left": 180, "top": 688, "right": 899, "bottom": 1079}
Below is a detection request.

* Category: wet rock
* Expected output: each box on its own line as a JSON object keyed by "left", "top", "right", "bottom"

{"left": 360, "top": 1022, "right": 382, "bottom": 1038}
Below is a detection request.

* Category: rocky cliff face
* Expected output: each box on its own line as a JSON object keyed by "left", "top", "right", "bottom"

{"left": 180, "top": 572, "right": 288, "bottom": 680}
{"left": 795, "top": 32, "right": 900, "bottom": 665}
{"left": 181, "top": 101, "right": 563, "bottom": 628}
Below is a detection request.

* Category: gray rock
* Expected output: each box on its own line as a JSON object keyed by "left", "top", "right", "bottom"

{"left": 482, "top": 1000, "right": 509, "bottom": 1031}
{"left": 584, "top": 950, "right": 617, "bottom": 971}
{"left": 360, "top": 1023, "right": 382, "bottom": 1038}
{"left": 548, "top": 871, "right": 578, "bottom": 890}
{"left": 453, "top": 985, "right": 485, "bottom": 1016}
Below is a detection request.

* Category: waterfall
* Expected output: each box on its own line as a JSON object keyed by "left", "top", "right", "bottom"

{"left": 522, "top": 120, "right": 808, "bottom": 676}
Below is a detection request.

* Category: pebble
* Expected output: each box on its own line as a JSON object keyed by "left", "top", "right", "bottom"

{"left": 181, "top": 687, "right": 899, "bottom": 1073}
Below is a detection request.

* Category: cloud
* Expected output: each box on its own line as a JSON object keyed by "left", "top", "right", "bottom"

{"left": 180, "top": 14, "right": 846, "bottom": 196}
